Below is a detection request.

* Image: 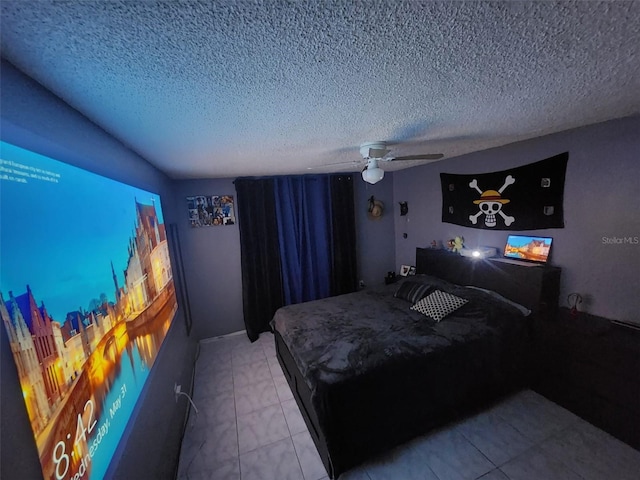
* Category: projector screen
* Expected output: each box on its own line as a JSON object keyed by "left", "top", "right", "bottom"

{"left": 0, "top": 141, "right": 178, "bottom": 480}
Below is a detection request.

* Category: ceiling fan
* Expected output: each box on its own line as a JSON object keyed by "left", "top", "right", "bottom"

{"left": 358, "top": 141, "right": 443, "bottom": 184}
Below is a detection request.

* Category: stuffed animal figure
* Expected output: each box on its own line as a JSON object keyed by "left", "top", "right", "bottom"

{"left": 447, "top": 236, "right": 464, "bottom": 253}
{"left": 452, "top": 236, "right": 465, "bottom": 253}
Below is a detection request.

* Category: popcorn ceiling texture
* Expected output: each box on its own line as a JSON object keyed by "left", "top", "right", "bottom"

{"left": 1, "top": 1, "right": 639, "bottom": 179}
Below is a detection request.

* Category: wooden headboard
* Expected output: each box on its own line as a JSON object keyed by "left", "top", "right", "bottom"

{"left": 415, "top": 248, "right": 561, "bottom": 317}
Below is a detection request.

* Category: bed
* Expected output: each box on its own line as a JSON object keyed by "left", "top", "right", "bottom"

{"left": 272, "top": 248, "right": 561, "bottom": 479}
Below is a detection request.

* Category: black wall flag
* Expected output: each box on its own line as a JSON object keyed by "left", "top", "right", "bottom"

{"left": 441, "top": 153, "right": 568, "bottom": 230}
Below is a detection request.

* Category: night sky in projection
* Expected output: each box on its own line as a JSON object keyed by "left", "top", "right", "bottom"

{"left": 0, "top": 141, "right": 164, "bottom": 324}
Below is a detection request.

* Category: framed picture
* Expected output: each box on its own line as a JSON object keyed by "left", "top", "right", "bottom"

{"left": 400, "top": 264, "right": 411, "bottom": 276}
{"left": 408, "top": 266, "right": 416, "bottom": 276}
{"left": 187, "top": 195, "right": 236, "bottom": 227}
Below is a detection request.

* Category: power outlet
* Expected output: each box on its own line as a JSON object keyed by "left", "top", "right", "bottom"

{"left": 173, "top": 382, "right": 200, "bottom": 416}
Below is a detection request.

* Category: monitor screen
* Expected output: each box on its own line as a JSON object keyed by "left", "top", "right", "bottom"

{"left": 1, "top": 141, "right": 178, "bottom": 480}
{"left": 503, "top": 235, "right": 553, "bottom": 263}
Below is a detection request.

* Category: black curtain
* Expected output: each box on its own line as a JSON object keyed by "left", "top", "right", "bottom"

{"left": 329, "top": 175, "right": 358, "bottom": 296}
{"left": 235, "top": 174, "right": 357, "bottom": 342}
{"left": 235, "top": 178, "right": 283, "bottom": 342}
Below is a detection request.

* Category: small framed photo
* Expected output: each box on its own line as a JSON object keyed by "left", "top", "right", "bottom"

{"left": 400, "top": 265, "right": 411, "bottom": 276}
{"left": 408, "top": 266, "right": 416, "bottom": 276}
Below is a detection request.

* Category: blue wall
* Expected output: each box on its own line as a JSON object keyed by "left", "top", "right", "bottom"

{"left": 354, "top": 174, "right": 396, "bottom": 288}
{"left": 0, "top": 60, "right": 197, "bottom": 479}
{"left": 171, "top": 174, "right": 397, "bottom": 340}
{"left": 2, "top": 54, "right": 638, "bottom": 479}
{"left": 171, "top": 178, "right": 244, "bottom": 339}
{"left": 393, "top": 116, "right": 640, "bottom": 324}
{"left": 170, "top": 118, "right": 640, "bottom": 340}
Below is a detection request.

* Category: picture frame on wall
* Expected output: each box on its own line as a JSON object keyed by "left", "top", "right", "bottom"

{"left": 187, "top": 195, "right": 236, "bottom": 227}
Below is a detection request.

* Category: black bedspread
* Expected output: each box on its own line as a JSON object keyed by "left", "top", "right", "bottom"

{"left": 272, "top": 274, "right": 531, "bottom": 475}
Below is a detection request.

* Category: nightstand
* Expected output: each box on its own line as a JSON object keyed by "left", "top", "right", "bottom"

{"left": 384, "top": 273, "right": 399, "bottom": 285}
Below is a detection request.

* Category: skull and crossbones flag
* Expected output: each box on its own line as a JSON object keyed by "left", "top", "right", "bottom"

{"left": 440, "top": 153, "right": 568, "bottom": 230}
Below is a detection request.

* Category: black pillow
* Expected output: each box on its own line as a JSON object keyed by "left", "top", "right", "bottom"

{"left": 394, "top": 281, "right": 433, "bottom": 304}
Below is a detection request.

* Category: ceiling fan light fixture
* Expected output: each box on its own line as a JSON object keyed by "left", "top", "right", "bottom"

{"left": 362, "top": 160, "right": 385, "bottom": 184}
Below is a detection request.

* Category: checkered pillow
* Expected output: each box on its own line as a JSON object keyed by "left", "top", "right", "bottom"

{"left": 411, "top": 290, "right": 468, "bottom": 322}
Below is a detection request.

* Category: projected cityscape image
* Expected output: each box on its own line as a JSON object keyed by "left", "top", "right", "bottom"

{"left": 1, "top": 141, "right": 178, "bottom": 480}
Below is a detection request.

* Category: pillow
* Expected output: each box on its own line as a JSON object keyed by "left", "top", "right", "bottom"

{"left": 394, "top": 281, "right": 433, "bottom": 304}
{"left": 464, "top": 286, "right": 531, "bottom": 316}
{"left": 411, "top": 290, "right": 468, "bottom": 322}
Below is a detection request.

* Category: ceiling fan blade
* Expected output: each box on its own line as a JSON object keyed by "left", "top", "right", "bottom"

{"left": 367, "top": 148, "right": 390, "bottom": 159}
{"left": 307, "top": 159, "right": 362, "bottom": 170}
{"left": 390, "top": 153, "right": 444, "bottom": 161}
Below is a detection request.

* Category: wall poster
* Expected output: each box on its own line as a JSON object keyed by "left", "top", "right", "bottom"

{"left": 187, "top": 195, "right": 236, "bottom": 227}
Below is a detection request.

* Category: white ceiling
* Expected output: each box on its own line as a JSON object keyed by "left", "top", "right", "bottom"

{"left": 1, "top": 1, "right": 639, "bottom": 180}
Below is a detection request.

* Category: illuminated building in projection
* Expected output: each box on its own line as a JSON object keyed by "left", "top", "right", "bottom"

{"left": 51, "top": 321, "right": 74, "bottom": 388}
{"left": 124, "top": 200, "right": 171, "bottom": 317}
{"left": 124, "top": 236, "right": 147, "bottom": 314}
{"left": 0, "top": 292, "right": 51, "bottom": 433}
{"left": 10, "top": 287, "right": 63, "bottom": 407}
{"left": 63, "top": 310, "right": 92, "bottom": 363}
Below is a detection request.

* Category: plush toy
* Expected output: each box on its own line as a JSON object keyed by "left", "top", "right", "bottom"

{"left": 447, "top": 236, "right": 465, "bottom": 253}
{"left": 453, "top": 236, "right": 464, "bottom": 253}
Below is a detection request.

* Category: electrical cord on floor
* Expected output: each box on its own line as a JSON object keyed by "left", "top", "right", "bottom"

{"left": 174, "top": 344, "right": 201, "bottom": 479}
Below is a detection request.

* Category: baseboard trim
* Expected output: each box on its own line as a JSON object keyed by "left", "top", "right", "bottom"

{"left": 200, "top": 330, "right": 247, "bottom": 344}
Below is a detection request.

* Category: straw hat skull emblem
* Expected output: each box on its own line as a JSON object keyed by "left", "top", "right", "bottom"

{"left": 469, "top": 175, "right": 516, "bottom": 227}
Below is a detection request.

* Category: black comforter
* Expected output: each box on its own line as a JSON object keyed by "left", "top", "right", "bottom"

{"left": 272, "top": 275, "right": 531, "bottom": 475}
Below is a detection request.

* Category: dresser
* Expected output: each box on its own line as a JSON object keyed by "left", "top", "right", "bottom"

{"left": 532, "top": 307, "right": 640, "bottom": 450}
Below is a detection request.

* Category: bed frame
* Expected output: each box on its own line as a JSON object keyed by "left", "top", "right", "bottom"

{"left": 275, "top": 248, "right": 561, "bottom": 478}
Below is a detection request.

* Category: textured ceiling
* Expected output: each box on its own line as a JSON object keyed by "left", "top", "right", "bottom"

{"left": 1, "top": 1, "right": 639, "bottom": 179}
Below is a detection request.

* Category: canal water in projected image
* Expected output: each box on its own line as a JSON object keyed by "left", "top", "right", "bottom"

{"left": 90, "top": 340, "right": 150, "bottom": 479}
{"left": 29, "top": 288, "right": 177, "bottom": 480}
{"left": 86, "top": 307, "right": 174, "bottom": 480}
{"left": 90, "top": 344, "right": 150, "bottom": 479}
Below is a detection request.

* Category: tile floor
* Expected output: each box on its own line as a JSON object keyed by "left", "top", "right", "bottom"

{"left": 177, "top": 332, "right": 640, "bottom": 480}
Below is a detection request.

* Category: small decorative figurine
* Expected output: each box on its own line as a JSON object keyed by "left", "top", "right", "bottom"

{"left": 452, "top": 236, "right": 465, "bottom": 253}
{"left": 447, "top": 236, "right": 464, "bottom": 253}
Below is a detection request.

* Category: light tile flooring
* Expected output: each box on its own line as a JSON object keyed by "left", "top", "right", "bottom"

{"left": 177, "top": 332, "right": 640, "bottom": 480}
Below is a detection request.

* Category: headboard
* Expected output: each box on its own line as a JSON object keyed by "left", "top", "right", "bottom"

{"left": 415, "top": 248, "right": 561, "bottom": 317}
